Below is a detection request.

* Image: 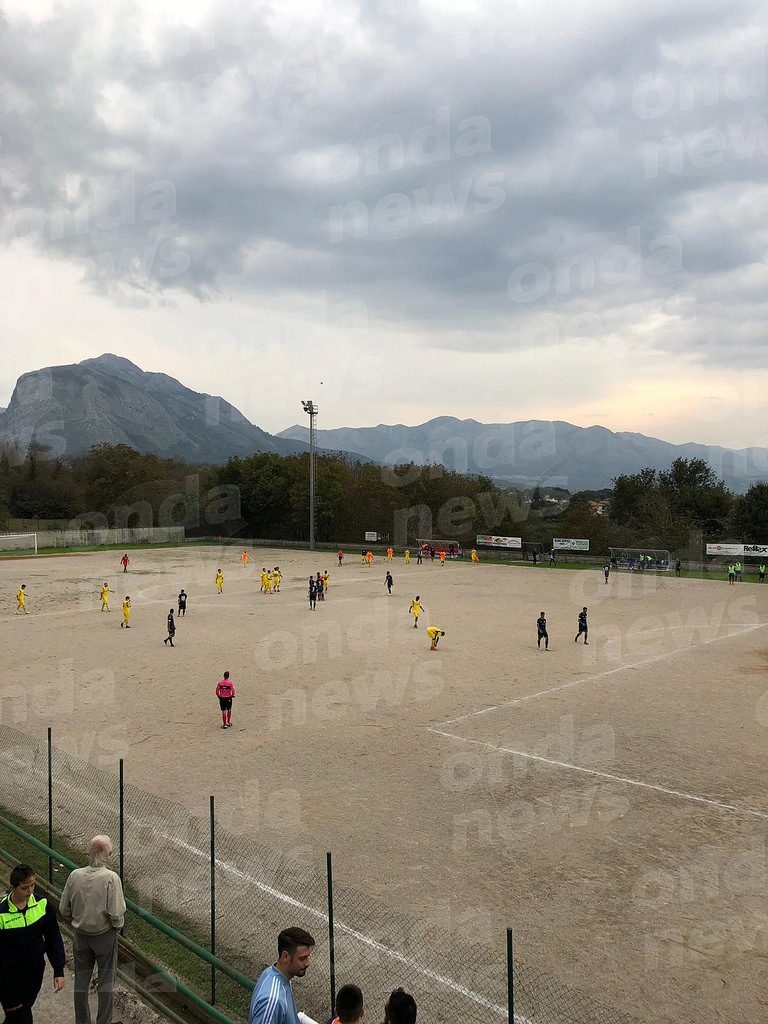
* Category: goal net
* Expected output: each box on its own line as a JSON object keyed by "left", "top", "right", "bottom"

{"left": 0, "top": 533, "right": 38, "bottom": 555}
{"left": 609, "top": 547, "right": 670, "bottom": 571}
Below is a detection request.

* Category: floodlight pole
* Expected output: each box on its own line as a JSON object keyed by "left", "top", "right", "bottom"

{"left": 302, "top": 400, "right": 318, "bottom": 550}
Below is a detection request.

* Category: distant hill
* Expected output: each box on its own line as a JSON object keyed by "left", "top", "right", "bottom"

{"left": 278, "top": 417, "right": 768, "bottom": 493}
{"left": 0, "top": 354, "right": 362, "bottom": 464}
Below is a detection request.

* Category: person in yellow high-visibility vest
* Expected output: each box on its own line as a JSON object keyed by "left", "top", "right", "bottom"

{"left": 471, "top": 548, "right": 479, "bottom": 564}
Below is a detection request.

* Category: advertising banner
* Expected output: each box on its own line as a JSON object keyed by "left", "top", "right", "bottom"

{"left": 705, "top": 543, "right": 744, "bottom": 556}
{"left": 552, "top": 538, "right": 590, "bottom": 551}
{"left": 364, "top": 531, "right": 378, "bottom": 542}
{"left": 744, "top": 543, "right": 768, "bottom": 556}
{"left": 476, "top": 535, "right": 522, "bottom": 549}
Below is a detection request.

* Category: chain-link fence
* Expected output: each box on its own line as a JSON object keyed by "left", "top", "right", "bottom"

{"left": 0, "top": 723, "right": 644, "bottom": 1024}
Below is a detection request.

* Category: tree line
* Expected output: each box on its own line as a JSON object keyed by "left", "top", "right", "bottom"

{"left": 1, "top": 442, "right": 766, "bottom": 553}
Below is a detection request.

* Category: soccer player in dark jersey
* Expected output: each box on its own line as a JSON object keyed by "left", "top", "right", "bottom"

{"left": 178, "top": 589, "right": 187, "bottom": 616}
{"left": 574, "top": 607, "right": 588, "bottom": 644}
{"left": 537, "top": 612, "right": 549, "bottom": 650}
{"left": 164, "top": 608, "right": 176, "bottom": 646}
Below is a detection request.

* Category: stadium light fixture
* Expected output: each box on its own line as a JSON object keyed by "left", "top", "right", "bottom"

{"left": 302, "top": 400, "right": 318, "bottom": 549}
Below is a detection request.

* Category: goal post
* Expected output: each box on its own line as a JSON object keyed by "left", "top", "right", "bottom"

{"left": 0, "top": 533, "right": 38, "bottom": 555}
{"left": 609, "top": 546, "right": 670, "bottom": 571}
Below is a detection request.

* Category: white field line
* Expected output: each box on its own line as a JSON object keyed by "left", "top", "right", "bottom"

{"left": 438, "top": 622, "right": 766, "bottom": 728}
{"left": 1, "top": 751, "right": 521, "bottom": 1022}
{"left": 428, "top": 728, "right": 768, "bottom": 822}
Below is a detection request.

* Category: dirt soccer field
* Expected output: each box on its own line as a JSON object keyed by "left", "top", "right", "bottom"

{"left": 2, "top": 545, "right": 767, "bottom": 1024}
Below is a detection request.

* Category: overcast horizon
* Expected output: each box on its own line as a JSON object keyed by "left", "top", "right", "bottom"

{"left": 2, "top": 0, "right": 767, "bottom": 449}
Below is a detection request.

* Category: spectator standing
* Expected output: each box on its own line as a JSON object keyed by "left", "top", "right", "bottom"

{"left": 384, "top": 987, "right": 417, "bottom": 1023}
{"left": 329, "top": 984, "right": 364, "bottom": 1024}
{"left": 0, "top": 863, "right": 65, "bottom": 1022}
{"left": 249, "top": 927, "right": 315, "bottom": 1024}
{"left": 59, "top": 835, "right": 125, "bottom": 1024}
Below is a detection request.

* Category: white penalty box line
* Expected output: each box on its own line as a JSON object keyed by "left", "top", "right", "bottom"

{"left": 430, "top": 622, "right": 768, "bottom": 822}
{"left": 438, "top": 622, "right": 767, "bottom": 728}
{"left": 428, "top": 728, "right": 768, "bottom": 823}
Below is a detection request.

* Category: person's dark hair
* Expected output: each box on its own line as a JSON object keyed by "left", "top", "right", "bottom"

{"left": 223, "top": 671, "right": 230, "bottom": 679}
{"left": 10, "top": 863, "right": 35, "bottom": 888}
{"left": 335, "top": 983, "right": 364, "bottom": 1022}
{"left": 387, "top": 988, "right": 416, "bottom": 1024}
{"left": 278, "top": 927, "right": 316, "bottom": 956}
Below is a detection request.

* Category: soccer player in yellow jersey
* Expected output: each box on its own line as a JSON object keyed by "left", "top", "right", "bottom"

{"left": 426, "top": 626, "right": 445, "bottom": 650}
{"left": 471, "top": 548, "right": 479, "bottom": 563}
{"left": 272, "top": 567, "right": 281, "bottom": 592}
{"left": 322, "top": 570, "right": 329, "bottom": 593}
{"left": 260, "top": 568, "right": 268, "bottom": 592}
{"left": 216, "top": 570, "right": 224, "bottom": 593}
{"left": 15, "top": 584, "right": 28, "bottom": 614}
{"left": 264, "top": 570, "right": 273, "bottom": 594}
{"left": 404, "top": 548, "right": 410, "bottom": 564}
{"left": 409, "top": 595, "right": 425, "bottom": 629}
{"left": 121, "top": 596, "right": 131, "bottom": 628}
{"left": 99, "top": 583, "right": 115, "bottom": 611}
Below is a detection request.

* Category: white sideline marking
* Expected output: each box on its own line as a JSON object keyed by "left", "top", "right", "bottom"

{"left": 428, "top": 728, "right": 768, "bottom": 822}
{"left": 438, "top": 622, "right": 766, "bottom": 727}
{"left": 1, "top": 752, "right": 522, "bottom": 1022}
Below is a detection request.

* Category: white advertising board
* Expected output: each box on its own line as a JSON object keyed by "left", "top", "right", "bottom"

{"left": 705, "top": 543, "right": 744, "bottom": 556}
{"left": 552, "top": 538, "right": 590, "bottom": 551}
{"left": 476, "top": 535, "right": 522, "bottom": 549}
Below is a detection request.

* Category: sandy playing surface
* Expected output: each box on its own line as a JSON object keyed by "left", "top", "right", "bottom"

{"left": 2, "top": 545, "right": 768, "bottom": 1024}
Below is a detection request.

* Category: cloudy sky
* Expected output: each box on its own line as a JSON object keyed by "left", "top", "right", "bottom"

{"left": 1, "top": 0, "right": 767, "bottom": 447}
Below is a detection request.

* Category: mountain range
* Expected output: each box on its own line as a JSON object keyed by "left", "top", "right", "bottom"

{"left": 277, "top": 419, "right": 768, "bottom": 493}
{"left": 1, "top": 354, "right": 766, "bottom": 491}
{"left": 0, "top": 354, "right": 356, "bottom": 465}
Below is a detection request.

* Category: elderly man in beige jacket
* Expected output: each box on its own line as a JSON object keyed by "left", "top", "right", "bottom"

{"left": 59, "top": 834, "right": 126, "bottom": 1024}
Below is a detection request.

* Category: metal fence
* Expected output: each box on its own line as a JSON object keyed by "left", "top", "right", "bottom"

{"left": 0, "top": 724, "right": 644, "bottom": 1024}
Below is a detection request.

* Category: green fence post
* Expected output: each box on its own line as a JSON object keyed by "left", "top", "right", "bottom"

{"left": 506, "top": 928, "right": 514, "bottom": 1023}
{"left": 210, "top": 795, "right": 216, "bottom": 1005}
{"left": 47, "top": 727, "right": 53, "bottom": 883}
{"left": 327, "top": 851, "right": 336, "bottom": 1018}
{"left": 119, "top": 758, "right": 124, "bottom": 884}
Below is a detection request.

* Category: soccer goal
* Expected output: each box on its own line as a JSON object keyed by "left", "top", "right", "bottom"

{"left": 609, "top": 546, "right": 670, "bottom": 571}
{"left": 0, "top": 533, "right": 38, "bottom": 555}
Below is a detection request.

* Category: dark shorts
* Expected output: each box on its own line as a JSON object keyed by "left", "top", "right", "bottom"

{"left": 578, "top": 624, "right": 587, "bottom": 632}
{"left": 538, "top": 629, "right": 548, "bottom": 638}
{"left": 219, "top": 698, "right": 233, "bottom": 711}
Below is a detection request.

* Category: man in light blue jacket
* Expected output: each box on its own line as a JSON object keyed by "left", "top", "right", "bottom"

{"left": 249, "top": 927, "right": 316, "bottom": 1024}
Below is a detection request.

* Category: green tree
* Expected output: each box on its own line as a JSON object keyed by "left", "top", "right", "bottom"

{"left": 732, "top": 482, "right": 768, "bottom": 540}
